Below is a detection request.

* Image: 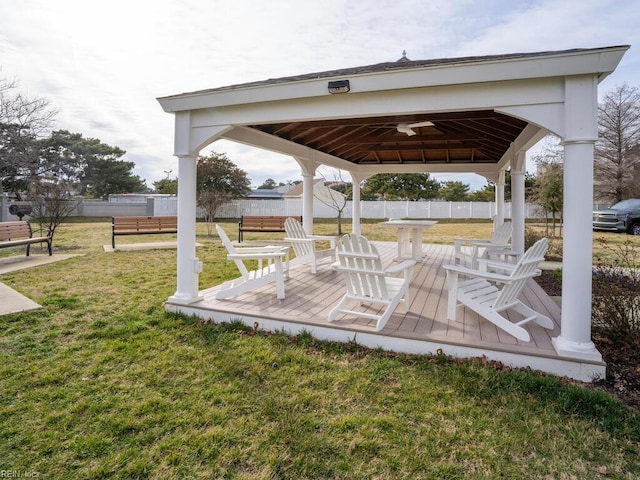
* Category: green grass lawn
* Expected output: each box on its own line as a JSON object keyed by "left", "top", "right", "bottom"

{"left": 0, "top": 220, "right": 639, "bottom": 478}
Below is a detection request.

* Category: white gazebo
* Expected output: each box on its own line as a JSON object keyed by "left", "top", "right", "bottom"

{"left": 157, "top": 46, "right": 629, "bottom": 381}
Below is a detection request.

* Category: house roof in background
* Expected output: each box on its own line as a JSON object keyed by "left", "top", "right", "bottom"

{"left": 283, "top": 179, "right": 324, "bottom": 197}
{"left": 246, "top": 189, "right": 284, "bottom": 199}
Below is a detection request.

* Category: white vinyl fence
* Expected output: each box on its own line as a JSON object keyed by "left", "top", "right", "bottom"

{"left": 155, "top": 197, "right": 545, "bottom": 220}
{"left": 0, "top": 195, "right": 551, "bottom": 221}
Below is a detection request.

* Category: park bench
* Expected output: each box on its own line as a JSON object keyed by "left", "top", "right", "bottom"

{"left": 238, "top": 215, "right": 302, "bottom": 242}
{"left": 111, "top": 216, "right": 178, "bottom": 248}
{"left": 0, "top": 220, "right": 52, "bottom": 256}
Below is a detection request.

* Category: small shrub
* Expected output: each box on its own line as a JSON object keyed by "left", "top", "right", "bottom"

{"left": 592, "top": 239, "right": 640, "bottom": 343}
{"left": 524, "top": 226, "right": 563, "bottom": 259}
{"left": 546, "top": 237, "right": 563, "bottom": 260}
{"left": 524, "top": 226, "right": 544, "bottom": 250}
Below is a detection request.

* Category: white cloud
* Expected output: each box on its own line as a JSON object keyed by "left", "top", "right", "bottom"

{"left": 1, "top": 0, "right": 638, "bottom": 190}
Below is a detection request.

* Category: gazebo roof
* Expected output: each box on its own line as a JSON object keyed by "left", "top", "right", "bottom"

{"left": 162, "top": 47, "right": 625, "bottom": 98}
{"left": 158, "top": 45, "right": 629, "bottom": 176}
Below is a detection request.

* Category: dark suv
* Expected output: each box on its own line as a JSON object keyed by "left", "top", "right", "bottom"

{"left": 593, "top": 199, "right": 640, "bottom": 235}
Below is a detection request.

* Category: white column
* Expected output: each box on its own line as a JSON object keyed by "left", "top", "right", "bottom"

{"left": 494, "top": 169, "right": 506, "bottom": 228}
{"left": 552, "top": 140, "right": 601, "bottom": 360}
{"left": 168, "top": 154, "right": 202, "bottom": 304}
{"left": 294, "top": 157, "right": 318, "bottom": 235}
{"left": 551, "top": 74, "right": 600, "bottom": 360}
{"left": 302, "top": 173, "right": 314, "bottom": 235}
{"left": 511, "top": 151, "right": 526, "bottom": 254}
{"left": 351, "top": 173, "right": 362, "bottom": 235}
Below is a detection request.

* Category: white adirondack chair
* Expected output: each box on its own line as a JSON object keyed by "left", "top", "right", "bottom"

{"left": 443, "top": 237, "right": 554, "bottom": 342}
{"left": 215, "top": 224, "right": 290, "bottom": 300}
{"left": 329, "top": 234, "right": 416, "bottom": 331}
{"left": 283, "top": 217, "right": 336, "bottom": 274}
{"left": 453, "top": 222, "right": 513, "bottom": 268}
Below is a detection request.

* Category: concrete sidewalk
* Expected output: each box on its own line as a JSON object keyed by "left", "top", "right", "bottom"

{"left": 0, "top": 282, "right": 40, "bottom": 316}
{"left": 0, "top": 253, "right": 82, "bottom": 275}
{"left": 0, "top": 253, "right": 82, "bottom": 316}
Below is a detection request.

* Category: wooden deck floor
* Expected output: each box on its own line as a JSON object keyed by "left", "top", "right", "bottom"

{"left": 166, "top": 242, "right": 606, "bottom": 380}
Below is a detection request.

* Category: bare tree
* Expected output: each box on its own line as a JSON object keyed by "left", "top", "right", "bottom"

{"left": 316, "top": 170, "right": 351, "bottom": 235}
{"left": 197, "top": 190, "right": 227, "bottom": 235}
{"left": 28, "top": 179, "right": 78, "bottom": 246}
{"left": 532, "top": 136, "right": 564, "bottom": 237}
{"left": 1, "top": 70, "right": 57, "bottom": 196}
{"left": 0, "top": 71, "right": 57, "bottom": 136}
{"left": 535, "top": 161, "right": 564, "bottom": 238}
{"left": 594, "top": 84, "right": 640, "bottom": 203}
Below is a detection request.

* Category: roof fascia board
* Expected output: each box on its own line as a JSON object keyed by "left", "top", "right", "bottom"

{"left": 157, "top": 46, "right": 628, "bottom": 113}
{"left": 189, "top": 77, "right": 565, "bottom": 128}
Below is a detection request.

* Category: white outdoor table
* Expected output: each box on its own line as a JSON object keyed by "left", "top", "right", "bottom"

{"left": 379, "top": 219, "right": 438, "bottom": 260}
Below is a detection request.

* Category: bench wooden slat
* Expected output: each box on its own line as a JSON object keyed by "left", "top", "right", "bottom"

{"left": 238, "top": 215, "right": 302, "bottom": 242}
{"left": 111, "top": 216, "right": 178, "bottom": 248}
{"left": 0, "top": 221, "right": 52, "bottom": 256}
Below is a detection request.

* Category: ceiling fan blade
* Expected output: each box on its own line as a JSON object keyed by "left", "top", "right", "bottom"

{"left": 407, "top": 120, "right": 435, "bottom": 128}
{"left": 396, "top": 120, "right": 434, "bottom": 135}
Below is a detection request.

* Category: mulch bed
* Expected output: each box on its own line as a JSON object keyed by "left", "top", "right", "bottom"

{"left": 534, "top": 270, "right": 640, "bottom": 411}
{"left": 534, "top": 269, "right": 562, "bottom": 296}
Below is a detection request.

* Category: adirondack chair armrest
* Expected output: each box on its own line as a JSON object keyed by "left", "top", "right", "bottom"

{"left": 442, "top": 263, "right": 513, "bottom": 283}
{"left": 233, "top": 245, "right": 289, "bottom": 254}
{"left": 476, "top": 259, "right": 541, "bottom": 276}
{"left": 453, "top": 237, "right": 491, "bottom": 245}
{"left": 284, "top": 237, "right": 316, "bottom": 244}
{"left": 308, "top": 234, "right": 335, "bottom": 240}
{"left": 308, "top": 234, "right": 337, "bottom": 247}
{"left": 444, "top": 262, "right": 543, "bottom": 283}
{"left": 227, "top": 251, "right": 287, "bottom": 261}
{"left": 477, "top": 258, "right": 518, "bottom": 273}
{"left": 385, "top": 259, "right": 416, "bottom": 275}
{"left": 486, "top": 248, "right": 520, "bottom": 258}
{"left": 470, "top": 241, "right": 510, "bottom": 248}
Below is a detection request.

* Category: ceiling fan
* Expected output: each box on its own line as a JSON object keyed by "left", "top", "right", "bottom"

{"left": 396, "top": 120, "right": 435, "bottom": 136}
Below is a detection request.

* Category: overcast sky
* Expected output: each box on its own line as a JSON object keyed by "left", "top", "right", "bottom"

{"left": 1, "top": 0, "right": 639, "bottom": 191}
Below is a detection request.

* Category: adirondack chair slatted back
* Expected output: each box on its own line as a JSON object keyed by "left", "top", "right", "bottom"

{"left": 493, "top": 237, "right": 548, "bottom": 310}
{"left": 216, "top": 224, "right": 250, "bottom": 279}
{"left": 490, "top": 222, "right": 512, "bottom": 244}
{"left": 284, "top": 217, "right": 313, "bottom": 259}
{"left": 337, "top": 234, "right": 389, "bottom": 301}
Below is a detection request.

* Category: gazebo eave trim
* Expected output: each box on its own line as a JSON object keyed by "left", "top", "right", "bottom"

{"left": 157, "top": 46, "right": 629, "bottom": 114}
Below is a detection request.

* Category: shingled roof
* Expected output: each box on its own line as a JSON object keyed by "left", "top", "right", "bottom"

{"left": 157, "top": 45, "right": 629, "bottom": 172}
{"left": 163, "top": 46, "right": 627, "bottom": 98}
